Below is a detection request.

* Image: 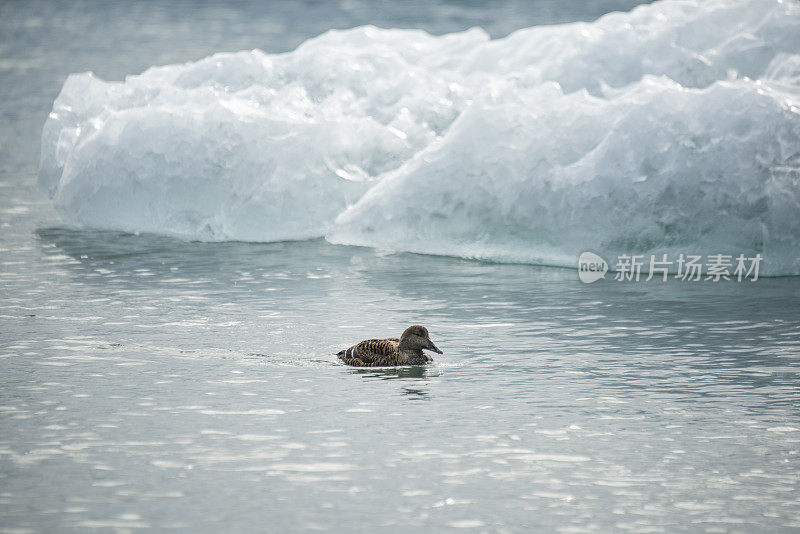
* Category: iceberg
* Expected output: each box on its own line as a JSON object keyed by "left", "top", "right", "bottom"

{"left": 330, "top": 75, "right": 800, "bottom": 274}
{"left": 39, "top": 0, "right": 800, "bottom": 273}
{"left": 38, "top": 27, "right": 481, "bottom": 241}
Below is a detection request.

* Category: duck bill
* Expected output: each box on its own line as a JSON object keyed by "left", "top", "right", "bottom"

{"left": 426, "top": 340, "right": 443, "bottom": 354}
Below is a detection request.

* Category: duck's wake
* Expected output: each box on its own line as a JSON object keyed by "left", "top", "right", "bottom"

{"left": 39, "top": 0, "right": 800, "bottom": 274}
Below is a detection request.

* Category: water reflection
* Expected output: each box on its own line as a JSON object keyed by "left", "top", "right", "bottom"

{"left": 5, "top": 227, "right": 797, "bottom": 533}
{"left": 350, "top": 365, "right": 433, "bottom": 380}
{"left": 33, "top": 226, "right": 800, "bottom": 408}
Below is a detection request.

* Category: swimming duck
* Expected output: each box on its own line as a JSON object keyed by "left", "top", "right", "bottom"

{"left": 337, "top": 325, "right": 443, "bottom": 367}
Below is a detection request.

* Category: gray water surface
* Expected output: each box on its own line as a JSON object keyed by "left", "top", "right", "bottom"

{"left": 2, "top": 1, "right": 800, "bottom": 532}
{"left": 3, "top": 228, "right": 800, "bottom": 532}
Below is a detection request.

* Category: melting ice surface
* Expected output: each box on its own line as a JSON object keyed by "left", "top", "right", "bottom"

{"left": 39, "top": 0, "right": 800, "bottom": 274}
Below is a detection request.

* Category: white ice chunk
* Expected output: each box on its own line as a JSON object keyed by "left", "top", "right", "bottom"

{"left": 330, "top": 76, "right": 800, "bottom": 275}
{"left": 39, "top": 0, "right": 800, "bottom": 272}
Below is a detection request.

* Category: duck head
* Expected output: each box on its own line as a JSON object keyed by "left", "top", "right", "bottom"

{"left": 399, "top": 325, "right": 443, "bottom": 354}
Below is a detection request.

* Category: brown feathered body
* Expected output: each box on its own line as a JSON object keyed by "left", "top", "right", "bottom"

{"left": 337, "top": 338, "right": 431, "bottom": 367}
{"left": 337, "top": 326, "right": 442, "bottom": 367}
